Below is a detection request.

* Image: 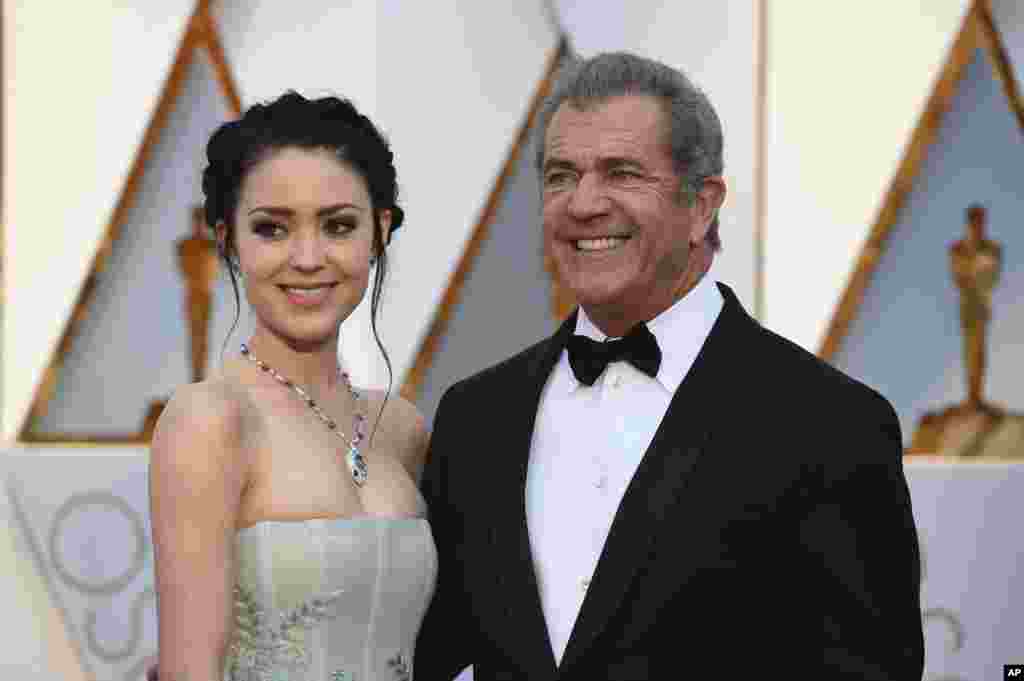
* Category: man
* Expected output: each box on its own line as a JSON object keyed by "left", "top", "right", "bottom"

{"left": 415, "top": 52, "right": 923, "bottom": 680}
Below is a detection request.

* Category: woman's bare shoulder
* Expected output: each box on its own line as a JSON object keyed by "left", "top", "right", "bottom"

{"left": 363, "top": 389, "right": 429, "bottom": 479}
{"left": 150, "top": 379, "right": 250, "bottom": 478}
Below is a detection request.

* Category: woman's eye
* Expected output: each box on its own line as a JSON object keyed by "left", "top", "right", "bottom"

{"left": 326, "top": 219, "right": 357, "bottom": 235}
{"left": 252, "top": 221, "right": 285, "bottom": 237}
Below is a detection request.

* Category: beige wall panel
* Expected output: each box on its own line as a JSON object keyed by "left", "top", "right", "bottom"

{"left": 555, "top": 0, "right": 760, "bottom": 315}
{"left": 214, "top": 1, "right": 379, "bottom": 113}
{"left": 2, "top": 2, "right": 196, "bottom": 440}
{"left": 764, "top": 1, "right": 970, "bottom": 351}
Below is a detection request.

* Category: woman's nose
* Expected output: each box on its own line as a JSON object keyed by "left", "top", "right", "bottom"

{"left": 289, "top": 233, "right": 326, "bottom": 270}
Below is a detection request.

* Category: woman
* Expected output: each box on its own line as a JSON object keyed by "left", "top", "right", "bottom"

{"left": 149, "top": 92, "right": 433, "bottom": 681}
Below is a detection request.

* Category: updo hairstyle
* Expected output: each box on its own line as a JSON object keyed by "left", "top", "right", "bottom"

{"left": 201, "top": 91, "right": 403, "bottom": 386}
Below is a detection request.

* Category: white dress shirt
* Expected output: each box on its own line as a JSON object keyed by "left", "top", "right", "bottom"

{"left": 525, "top": 271, "right": 724, "bottom": 664}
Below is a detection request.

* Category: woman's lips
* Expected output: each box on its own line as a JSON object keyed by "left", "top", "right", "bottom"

{"left": 279, "top": 284, "right": 337, "bottom": 306}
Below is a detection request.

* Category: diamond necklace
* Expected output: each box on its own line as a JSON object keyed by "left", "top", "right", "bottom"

{"left": 240, "top": 343, "right": 368, "bottom": 487}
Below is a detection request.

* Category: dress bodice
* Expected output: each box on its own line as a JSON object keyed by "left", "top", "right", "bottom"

{"left": 224, "top": 518, "right": 437, "bottom": 681}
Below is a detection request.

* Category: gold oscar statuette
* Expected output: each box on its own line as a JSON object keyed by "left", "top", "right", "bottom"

{"left": 140, "top": 206, "right": 220, "bottom": 439}
{"left": 908, "top": 204, "right": 1024, "bottom": 458}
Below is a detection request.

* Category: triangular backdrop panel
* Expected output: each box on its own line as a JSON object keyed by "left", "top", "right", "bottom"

{"left": 991, "top": 0, "right": 1024, "bottom": 89}
{"left": 553, "top": 0, "right": 759, "bottom": 313}
{"left": 764, "top": 0, "right": 971, "bottom": 352}
{"left": 215, "top": 1, "right": 560, "bottom": 388}
{"left": 3, "top": 3, "right": 196, "bottom": 440}
{"left": 29, "top": 50, "right": 237, "bottom": 438}
{"left": 413, "top": 97, "right": 558, "bottom": 426}
{"left": 371, "top": 0, "right": 559, "bottom": 388}
{"left": 831, "top": 48, "right": 1024, "bottom": 445}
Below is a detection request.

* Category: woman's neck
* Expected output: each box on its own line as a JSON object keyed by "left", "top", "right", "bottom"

{"left": 242, "top": 328, "right": 343, "bottom": 401}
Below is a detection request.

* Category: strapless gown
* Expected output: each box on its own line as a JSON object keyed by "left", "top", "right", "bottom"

{"left": 223, "top": 518, "right": 437, "bottom": 681}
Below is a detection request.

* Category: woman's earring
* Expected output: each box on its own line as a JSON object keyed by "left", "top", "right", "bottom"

{"left": 369, "top": 255, "right": 377, "bottom": 266}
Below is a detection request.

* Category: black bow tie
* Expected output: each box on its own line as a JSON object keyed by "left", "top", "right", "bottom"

{"left": 567, "top": 323, "right": 662, "bottom": 386}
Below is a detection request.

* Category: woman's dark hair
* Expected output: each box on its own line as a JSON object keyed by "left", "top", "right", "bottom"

{"left": 201, "top": 91, "right": 404, "bottom": 430}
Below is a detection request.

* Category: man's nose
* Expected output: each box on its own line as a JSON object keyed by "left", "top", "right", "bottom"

{"left": 567, "top": 172, "right": 610, "bottom": 220}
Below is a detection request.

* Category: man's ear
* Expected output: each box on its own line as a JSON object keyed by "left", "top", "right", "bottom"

{"left": 689, "top": 176, "right": 726, "bottom": 244}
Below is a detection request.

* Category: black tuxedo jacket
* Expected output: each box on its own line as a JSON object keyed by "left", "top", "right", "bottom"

{"left": 415, "top": 283, "right": 923, "bottom": 681}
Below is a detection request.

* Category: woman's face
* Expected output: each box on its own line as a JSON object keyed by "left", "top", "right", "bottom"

{"left": 224, "top": 147, "right": 387, "bottom": 350}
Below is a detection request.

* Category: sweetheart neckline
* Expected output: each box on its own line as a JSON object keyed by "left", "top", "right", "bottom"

{"left": 236, "top": 515, "right": 429, "bottom": 535}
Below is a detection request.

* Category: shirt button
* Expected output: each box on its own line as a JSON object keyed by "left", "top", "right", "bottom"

{"left": 595, "top": 474, "right": 608, "bottom": 490}
{"left": 581, "top": 578, "right": 591, "bottom": 592}
{"left": 609, "top": 373, "right": 622, "bottom": 389}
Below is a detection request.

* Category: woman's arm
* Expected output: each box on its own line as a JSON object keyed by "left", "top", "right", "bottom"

{"left": 149, "top": 384, "right": 248, "bottom": 681}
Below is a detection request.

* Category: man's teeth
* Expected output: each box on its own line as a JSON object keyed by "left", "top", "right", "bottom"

{"left": 575, "top": 237, "right": 627, "bottom": 251}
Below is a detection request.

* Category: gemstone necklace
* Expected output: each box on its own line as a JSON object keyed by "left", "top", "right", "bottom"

{"left": 240, "top": 343, "right": 368, "bottom": 487}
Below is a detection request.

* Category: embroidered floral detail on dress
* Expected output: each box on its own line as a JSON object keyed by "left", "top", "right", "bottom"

{"left": 388, "top": 652, "right": 411, "bottom": 681}
{"left": 225, "top": 583, "right": 346, "bottom": 680}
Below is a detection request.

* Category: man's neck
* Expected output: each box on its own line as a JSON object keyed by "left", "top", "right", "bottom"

{"left": 584, "top": 249, "right": 712, "bottom": 338}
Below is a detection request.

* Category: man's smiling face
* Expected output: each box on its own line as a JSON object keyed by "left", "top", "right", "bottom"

{"left": 541, "top": 95, "right": 713, "bottom": 332}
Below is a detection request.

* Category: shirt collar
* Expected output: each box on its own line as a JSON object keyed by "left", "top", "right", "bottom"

{"left": 568, "top": 268, "right": 724, "bottom": 394}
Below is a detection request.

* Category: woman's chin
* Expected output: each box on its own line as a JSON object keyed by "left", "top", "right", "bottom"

{"left": 261, "top": 322, "right": 343, "bottom": 351}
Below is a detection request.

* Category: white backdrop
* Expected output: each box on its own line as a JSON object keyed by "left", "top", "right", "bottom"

{"left": 6, "top": 0, "right": 1005, "bottom": 438}
{"left": 5, "top": 2, "right": 1024, "bottom": 679}
{"left": 5, "top": 452, "right": 155, "bottom": 681}
{"left": 910, "top": 462, "right": 1024, "bottom": 680}
{"left": 3, "top": 451, "right": 1021, "bottom": 680}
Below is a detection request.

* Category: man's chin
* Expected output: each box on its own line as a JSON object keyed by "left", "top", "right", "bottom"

{"left": 567, "top": 286, "right": 630, "bottom": 313}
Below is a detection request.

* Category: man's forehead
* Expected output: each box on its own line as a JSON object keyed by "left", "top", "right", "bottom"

{"left": 544, "top": 95, "right": 671, "bottom": 161}
{"left": 563, "top": 92, "right": 665, "bottom": 115}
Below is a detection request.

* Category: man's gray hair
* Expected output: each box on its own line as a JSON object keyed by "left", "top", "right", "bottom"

{"left": 535, "top": 52, "right": 724, "bottom": 250}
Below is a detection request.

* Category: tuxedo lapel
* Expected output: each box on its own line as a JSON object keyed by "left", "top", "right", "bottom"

{"left": 558, "top": 284, "right": 746, "bottom": 672}
{"left": 489, "top": 313, "right": 578, "bottom": 677}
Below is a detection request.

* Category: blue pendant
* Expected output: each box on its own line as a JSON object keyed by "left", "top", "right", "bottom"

{"left": 347, "top": 446, "right": 368, "bottom": 487}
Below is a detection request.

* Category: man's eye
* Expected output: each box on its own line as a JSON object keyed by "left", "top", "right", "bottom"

{"left": 545, "top": 171, "right": 575, "bottom": 187}
{"left": 610, "top": 168, "right": 642, "bottom": 179}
